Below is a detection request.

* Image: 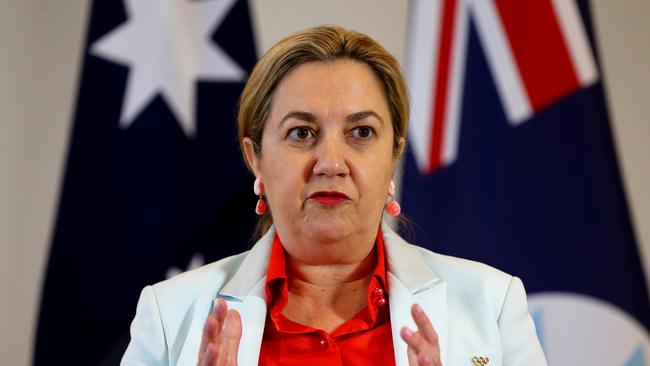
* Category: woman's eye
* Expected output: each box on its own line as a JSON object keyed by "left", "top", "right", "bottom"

{"left": 351, "top": 126, "right": 374, "bottom": 139}
{"left": 288, "top": 127, "right": 314, "bottom": 140}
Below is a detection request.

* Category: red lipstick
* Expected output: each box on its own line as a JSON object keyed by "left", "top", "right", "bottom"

{"left": 309, "top": 191, "right": 350, "bottom": 207}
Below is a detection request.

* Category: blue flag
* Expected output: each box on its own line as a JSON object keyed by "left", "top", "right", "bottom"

{"left": 34, "top": 0, "right": 257, "bottom": 364}
{"left": 402, "top": 0, "right": 650, "bottom": 364}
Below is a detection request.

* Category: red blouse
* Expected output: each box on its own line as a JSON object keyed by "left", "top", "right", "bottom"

{"left": 258, "top": 230, "right": 396, "bottom": 366}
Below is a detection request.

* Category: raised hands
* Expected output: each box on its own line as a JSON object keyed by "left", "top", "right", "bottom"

{"left": 198, "top": 300, "right": 439, "bottom": 366}
{"left": 400, "top": 304, "right": 442, "bottom": 366}
{"left": 198, "top": 299, "right": 243, "bottom": 366}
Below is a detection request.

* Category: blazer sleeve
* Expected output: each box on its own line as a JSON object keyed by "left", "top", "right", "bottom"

{"left": 497, "top": 276, "right": 547, "bottom": 366}
{"left": 121, "top": 286, "right": 169, "bottom": 366}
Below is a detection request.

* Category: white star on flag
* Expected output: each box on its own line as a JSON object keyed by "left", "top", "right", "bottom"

{"left": 90, "top": 0, "right": 245, "bottom": 137}
{"left": 166, "top": 253, "right": 205, "bottom": 278}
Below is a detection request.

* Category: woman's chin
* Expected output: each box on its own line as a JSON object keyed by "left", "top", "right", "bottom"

{"left": 302, "top": 215, "right": 353, "bottom": 243}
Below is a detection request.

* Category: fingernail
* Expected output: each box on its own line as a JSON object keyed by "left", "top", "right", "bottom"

{"left": 214, "top": 299, "right": 222, "bottom": 312}
{"left": 402, "top": 327, "right": 413, "bottom": 338}
{"left": 413, "top": 303, "right": 423, "bottom": 315}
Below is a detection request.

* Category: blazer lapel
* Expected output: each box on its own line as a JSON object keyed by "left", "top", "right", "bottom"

{"left": 383, "top": 223, "right": 448, "bottom": 366}
{"left": 220, "top": 279, "right": 267, "bottom": 366}
{"left": 177, "top": 224, "right": 447, "bottom": 366}
{"left": 218, "top": 228, "right": 276, "bottom": 366}
{"left": 172, "top": 280, "right": 268, "bottom": 366}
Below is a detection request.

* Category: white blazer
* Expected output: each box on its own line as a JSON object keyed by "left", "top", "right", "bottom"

{"left": 122, "top": 223, "right": 547, "bottom": 366}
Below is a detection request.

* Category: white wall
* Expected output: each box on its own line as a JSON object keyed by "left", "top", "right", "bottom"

{"left": 592, "top": 0, "right": 650, "bottom": 289}
{"left": 0, "top": 1, "right": 89, "bottom": 365}
{"left": 0, "top": 1, "right": 648, "bottom": 364}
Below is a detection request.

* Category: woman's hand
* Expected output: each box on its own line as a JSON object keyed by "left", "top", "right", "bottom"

{"left": 198, "top": 298, "right": 243, "bottom": 366}
{"left": 400, "top": 303, "right": 442, "bottom": 366}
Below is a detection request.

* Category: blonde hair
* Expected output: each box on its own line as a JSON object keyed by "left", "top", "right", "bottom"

{"left": 237, "top": 25, "right": 410, "bottom": 237}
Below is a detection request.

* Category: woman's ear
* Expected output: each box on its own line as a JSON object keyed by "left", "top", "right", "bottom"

{"left": 242, "top": 137, "right": 262, "bottom": 177}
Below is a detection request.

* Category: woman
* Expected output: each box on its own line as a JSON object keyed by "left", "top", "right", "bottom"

{"left": 122, "top": 26, "right": 546, "bottom": 366}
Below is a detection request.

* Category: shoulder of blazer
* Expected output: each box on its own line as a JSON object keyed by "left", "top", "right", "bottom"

{"left": 382, "top": 222, "right": 516, "bottom": 320}
{"left": 144, "top": 227, "right": 275, "bottom": 331}
{"left": 415, "top": 245, "right": 516, "bottom": 319}
{"left": 382, "top": 223, "right": 514, "bottom": 316}
{"left": 149, "top": 250, "right": 251, "bottom": 316}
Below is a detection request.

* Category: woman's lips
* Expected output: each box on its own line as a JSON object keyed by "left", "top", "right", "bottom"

{"left": 309, "top": 191, "right": 350, "bottom": 207}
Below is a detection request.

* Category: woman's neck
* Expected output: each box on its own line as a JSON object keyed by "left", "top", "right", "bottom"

{"left": 286, "top": 247, "right": 376, "bottom": 285}
{"left": 281, "top": 244, "right": 377, "bottom": 332}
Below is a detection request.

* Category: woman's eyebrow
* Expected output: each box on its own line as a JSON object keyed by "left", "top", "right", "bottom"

{"left": 280, "top": 111, "right": 318, "bottom": 126}
{"left": 279, "top": 110, "right": 383, "bottom": 126}
{"left": 346, "top": 110, "right": 383, "bottom": 124}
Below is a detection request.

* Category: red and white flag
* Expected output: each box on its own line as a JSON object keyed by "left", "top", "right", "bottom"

{"left": 406, "top": 0, "right": 598, "bottom": 173}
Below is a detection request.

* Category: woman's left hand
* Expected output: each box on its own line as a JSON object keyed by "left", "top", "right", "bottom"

{"left": 400, "top": 303, "right": 442, "bottom": 366}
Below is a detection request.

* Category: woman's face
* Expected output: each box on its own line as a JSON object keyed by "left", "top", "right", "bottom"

{"left": 244, "top": 59, "right": 402, "bottom": 262}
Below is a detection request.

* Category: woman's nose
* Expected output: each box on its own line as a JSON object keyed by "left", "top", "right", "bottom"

{"left": 312, "top": 136, "right": 350, "bottom": 177}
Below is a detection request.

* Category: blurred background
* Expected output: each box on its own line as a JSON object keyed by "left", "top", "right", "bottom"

{"left": 1, "top": 0, "right": 648, "bottom": 365}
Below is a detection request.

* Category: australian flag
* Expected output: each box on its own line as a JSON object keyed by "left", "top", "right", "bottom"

{"left": 401, "top": 0, "right": 650, "bottom": 364}
{"left": 34, "top": 0, "right": 257, "bottom": 364}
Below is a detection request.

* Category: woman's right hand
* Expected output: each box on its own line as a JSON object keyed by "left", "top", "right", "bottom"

{"left": 198, "top": 298, "right": 242, "bottom": 366}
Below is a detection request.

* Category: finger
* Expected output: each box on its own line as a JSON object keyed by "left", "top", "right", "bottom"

{"left": 400, "top": 327, "right": 430, "bottom": 357}
{"left": 214, "top": 299, "right": 229, "bottom": 323}
{"left": 200, "top": 300, "right": 227, "bottom": 353}
{"left": 216, "top": 309, "right": 242, "bottom": 366}
{"left": 200, "top": 343, "right": 218, "bottom": 366}
{"left": 199, "top": 314, "right": 218, "bottom": 356}
{"left": 224, "top": 310, "right": 243, "bottom": 342}
{"left": 199, "top": 299, "right": 228, "bottom": 365}
{"left": 411, "top": 304, "right": 439, "bottom": 346}
{"left": 407, "top": 347, "right": 419, "bottom": 366}
{"left": 417, "top": 352, "right": 433, "bottom": 366}
{"left": 198, "top": 317, "right": 216, "bottom": 366}
{"left": 402, "top": 328, "right": 435, "bottom": 366}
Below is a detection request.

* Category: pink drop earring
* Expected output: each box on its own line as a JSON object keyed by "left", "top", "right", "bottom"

{"left": 386, "top": 180, "right": 401, "bottom": 217}
{"left": 254, "top": 178, "right": 267, "bottom": 215}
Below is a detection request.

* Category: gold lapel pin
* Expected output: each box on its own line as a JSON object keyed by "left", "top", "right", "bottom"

{"left": 472, "top": 356, "right": 490, "bottom": 365}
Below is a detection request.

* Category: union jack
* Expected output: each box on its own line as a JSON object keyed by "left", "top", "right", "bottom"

{"left": 406, "top": 0, "right": 599, "bottom": 173}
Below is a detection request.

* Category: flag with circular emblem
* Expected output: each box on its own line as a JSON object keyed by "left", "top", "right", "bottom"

{"left": 402, "top": 0, "right": 650, "bottom": 364}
